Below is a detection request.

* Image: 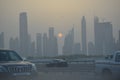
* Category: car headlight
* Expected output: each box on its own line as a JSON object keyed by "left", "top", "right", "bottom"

{"left": 0, "top": 66, "right": 7, "bottom": 72}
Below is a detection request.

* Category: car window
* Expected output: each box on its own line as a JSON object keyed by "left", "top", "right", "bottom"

{"left": 8, "top": 51, "right": 23, "bottom": 61}
{"left": 0, "top": 51, "right": 9, "bottom": 61}
{"left": 116, "top": 53, "right": 120, "bottom": 62}
{"left": 0, "top": 51, "right": 23, "bottom": 61}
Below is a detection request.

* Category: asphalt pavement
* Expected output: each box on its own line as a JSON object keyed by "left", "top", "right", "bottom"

{"left": 35, "top": 63, "right": 103, "bottom": 80}
{"left": 37, "top": 72, "right": 102, "bottom": 80}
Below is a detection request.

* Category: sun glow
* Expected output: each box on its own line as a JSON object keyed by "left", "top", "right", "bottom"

{"left": 58, "top": 33, "right": 63, "bottom": 38}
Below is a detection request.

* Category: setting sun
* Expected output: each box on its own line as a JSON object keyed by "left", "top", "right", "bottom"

{"left": 58, "top": 33, "right": 63, "bottom": 38}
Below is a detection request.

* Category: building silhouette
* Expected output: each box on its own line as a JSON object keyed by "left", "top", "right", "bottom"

{"left": 113, "top": 38, "right": 117, "bottom": 52}
{"left": 29, "top": 41, "right": 35, "bottom": 57}
{"left": 0, "top": 32, "right": 4, "bottom": 48}
{"left": 43, "top": 33, "right": 48, "bottom": 57}
{"left": 36, "top": 33, "right": 42, "bottom": 57}
{"left": 19, "top": 12, "right": 29, "bottom": 57}
{"left": 94, "top": 17, "right": 114, "bottom": 55}
{"left": 27, "top": 34, "right": 35, "bottom": 57}
{"left": 48, "top": 27, "right": 58, "bottom": 57}
{"left": 9, "top": 37, "right": 14, "bottom": 49}
{"left": 117, "top": 30, "right": 120, "bottom": 50}
{"left": 88, "top": 42, "right": 95, "bottom": 55}
{"left": 73, "top": 43, "right": 81, "bottom": 54}
{"left": 9, "top": 37, "right": 19, "bottom": 53}
{"left": 81, "top": 16, "right": 87, "bottom": 55}
{"left": 63, "top": 27, "right": 74, "bottom": 55}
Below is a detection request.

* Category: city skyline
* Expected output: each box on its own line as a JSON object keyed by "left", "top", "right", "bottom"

{"left": 1, "top": 15, "right": 120, "bottom": 51}
{"left": 1, "top": 12, "right": 120, "bottom": 56}
{"left": 0, "top": 0, "right": 120, "bottom": 49}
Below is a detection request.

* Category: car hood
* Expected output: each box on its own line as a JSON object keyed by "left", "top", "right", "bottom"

{"left": 0, "top": 61, "right": 33, "bottom": 66}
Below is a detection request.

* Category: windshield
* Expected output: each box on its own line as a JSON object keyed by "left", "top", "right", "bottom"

{"left": 0, "top": 50, "right": 23, "bottom": 61}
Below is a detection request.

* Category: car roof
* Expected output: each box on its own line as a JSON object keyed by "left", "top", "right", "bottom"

{"left": 0, "top": 49, "right": 13, "bottom": 51}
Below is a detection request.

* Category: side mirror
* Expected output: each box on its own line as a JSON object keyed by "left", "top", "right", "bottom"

{"left": 22, "top": 57, "right": 27, "bottom": 61}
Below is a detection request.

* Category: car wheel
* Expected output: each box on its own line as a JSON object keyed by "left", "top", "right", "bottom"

{"left": 102, "top": 69, "right": 112, "bottom": 80}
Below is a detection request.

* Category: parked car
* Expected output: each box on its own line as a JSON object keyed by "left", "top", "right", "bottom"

{"left": 95, "top": 51, "right": 120, "bottom": 80}
{"left": 46, "top": 59, "right": 68, "bottom": 67}
{"left": 0, "top": 49, "right": 38, "bottom": 80}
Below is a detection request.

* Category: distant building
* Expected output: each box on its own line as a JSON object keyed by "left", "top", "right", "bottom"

{"left": 0, "top": 32, "right": 4, "bottom": 48}
{"left": 63, "top": 27, "right": 74, "bottom": 55}
{"left": 73, "top": 43, "right": 81, "bottom": 54}
{"left": 81, "top": 16, "right": 87, "bottom": 55}
{"left": 27, "top": 34, "right": 31, "bottom": 56}
{"left": 88, "top": 42, "right": 95, "bottom": 55}
{"left": 19, "top": 12, "right": 29, "bottom": 57}
{"left": 9, "top": 37, "right": 14, "bottom": 49}
{"left": 9, "top": 37, "right": 19, "bottom": 53}
{"left": 118, "top": 30, "right": 120, "bottom": 42}
{"left": 118, "top": 30, "right": 120, "bottom": 50}
{"left": 113, "top": 38, "right": 117, "bottom": 52}
{"left": 27, "top": 34, "right": 35, "bottom": 57}
{"left": 48, "top": 27, "right": 58, "bottom": 57}
{"left": 43, "top": 33, "right": 48, "bottom": 57}
{"left": 29, "top": 41, "right": 35, "bottom": 57}
{"left": 36, "top": 33, "right": 42, "bottom": 57}
{"left": 94, "top": 17, "right": 114, "bottom": 55}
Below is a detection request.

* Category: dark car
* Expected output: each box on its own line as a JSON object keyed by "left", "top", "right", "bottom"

{"left": 46, "top": 59, "right": 68, "bottom": 67}
{"left": 0, "top": 49, "right": 38, "bottom": 80}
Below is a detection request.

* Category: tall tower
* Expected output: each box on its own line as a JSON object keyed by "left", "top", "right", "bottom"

{"left": 94, "top": 16, "right": 113, "bottom": 55}
{"left": 36, "top": 33, "right": 42, "bottom": 56}
{"left": 63, "top": 27, "right": 74, "bottom": 55}
{"left": 94, "top": 16, "right": 101, "bottom": 55}
{"left": 119, "top": 30, "right": 120, "bottom": 43}
{"left": 43, "top": 33, "right": 48, "bottom": 57}
{"left": 19, "top": 12, "right": 29, "bottom": 57}
{"left": 81, "top": 16, "right": 87, "bottom": 55}
{"left": 118, "top": 30, "right": 120, "bottom": 50}
{"left": 0, "top": 32, "right": 4, "bottom": 48}
{"left": 48, "top": 27, "right": 58, "bottom": 57}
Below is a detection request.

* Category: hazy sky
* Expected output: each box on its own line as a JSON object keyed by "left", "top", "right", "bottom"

{"left": 0, "top": 0, "right": 120, "bottom": 49}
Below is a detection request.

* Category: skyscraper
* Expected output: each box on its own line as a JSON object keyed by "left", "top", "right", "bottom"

{"left": 73, "top": 43, "right": 81, "bottom": 54}
{"left": 36, "top": 33, "right": 42, "bottom": 56}
{"left": 81, "top": 16, "right": 87, "bottom": 55}
{"left": 118, "top": 30, "right": 120, "bottom": 50}
{"left": 29, "top": 41, "right": 35, "bottom": 57}
{"left": 48, "top": 27, "right": 58, "bottom": 57}
{"left": 0, "top": 32, "right": 4, "bottom": 48}
{"left": 88, "top": 42, "right": 95, "bottom": 55}
{"left": 27, "top": 34, "right": 35, "bottom": 57}
{"left": 63, "top": 27, "right": 74, "bottom": 55}
{"left": 19, "top": 12, "right": 29, "bottom": 57}
{"left": 43, "top": 33, "right": 48, "bottom": 57}
{"left": 118, "top": 30, "right": 120, "bottom": 42}
{"left": 94, "top": 17, "right": 114, "bottom": 55}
